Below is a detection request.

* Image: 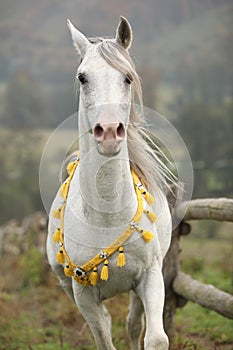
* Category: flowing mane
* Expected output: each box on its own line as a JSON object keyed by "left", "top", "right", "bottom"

{"left": 93, "top": 38, "right": 176, "bottom": 194}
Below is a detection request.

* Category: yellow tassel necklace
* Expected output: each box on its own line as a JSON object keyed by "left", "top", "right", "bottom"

{"left": 52, "top": 156, "right": 157, "bottom": 286}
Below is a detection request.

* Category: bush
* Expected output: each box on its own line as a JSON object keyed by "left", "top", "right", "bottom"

{"left": 20, "top": 245, "right": 46, "bottom": 288}
{"left": 0, "top": 129, "right": 43, "bottom": 224}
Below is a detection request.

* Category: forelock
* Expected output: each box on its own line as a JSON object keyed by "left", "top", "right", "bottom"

{"left": 97, "top": 39, "right": 142, "bottom": 106}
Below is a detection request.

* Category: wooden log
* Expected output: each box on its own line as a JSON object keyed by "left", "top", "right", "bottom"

{"left": 176, "top": 198, "right": 233, "bottom": 222}
{"left": 173, "top": 272, "right": 233, "bottom": 319}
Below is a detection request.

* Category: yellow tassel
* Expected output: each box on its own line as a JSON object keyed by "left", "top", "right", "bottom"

{"left": 117, "top": 247, "right": 126, "bottom": 268}
{"left": 67, "top": 161, "right": 75, "bottom": 175}
{"left": 100, "top": 259, "right": 109, "bottom": 281}
{"left": 64, "top": 264, "right": 74, "bottom": 277}
{"left": 144, "top": 191, "right": 154, "bottom": 205}
{"left": 56, "top": 248, "right": 65, "bottom": 264}
{"left": 53, "top": 207, "right": 61, "bottom": 219}
{"left": 52, "top": 228, "right": 61, "bottom": 243}
{"left": 141, "top": 230, "right": 154, "bottom": 243}
{"left": 60, "top": 182, "right": 68, "bottom": 198}
{"left": 89, "top": 267, "right": 98, "bottom": 286}
{"left": 144, "top": 210, "right": 157, "bottom": 223}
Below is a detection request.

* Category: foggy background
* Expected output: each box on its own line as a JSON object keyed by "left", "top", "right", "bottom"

{"left": 0, "top": 0, "right": 232, "bottom": 223}
{"left": 0, "top": 3, "right": 232, "bottom": 348}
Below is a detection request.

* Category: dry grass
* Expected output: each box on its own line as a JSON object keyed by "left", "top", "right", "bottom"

{"left": 0, "top": 230, "right": 232, "bottom": 349}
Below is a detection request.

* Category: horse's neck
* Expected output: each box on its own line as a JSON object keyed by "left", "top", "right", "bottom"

{"left": 78, "top": 133, "right": 137, "bottom": 228}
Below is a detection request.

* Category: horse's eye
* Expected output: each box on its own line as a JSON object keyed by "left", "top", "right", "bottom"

{"left": 78, "top": 73, "right": 88, "bottom": 84}
{"left": 125, "top": 74, "right": 132, "bottom": 85}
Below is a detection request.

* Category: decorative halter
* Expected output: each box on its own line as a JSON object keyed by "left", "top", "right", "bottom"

{"left": 52, "top": 155, "right": 157, "bottom": 287}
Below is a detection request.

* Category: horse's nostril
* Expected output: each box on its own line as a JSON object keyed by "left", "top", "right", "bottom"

{"left": 117, "top": 123, "right": 125, "bottom": 139}
{"left": 94, "top": 124, "right": 104, "bottom": 139}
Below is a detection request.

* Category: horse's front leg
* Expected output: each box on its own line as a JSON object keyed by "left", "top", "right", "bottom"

{"left": 73, "top": 284, "right": 116, "bottom": 350}
{"left": 135, "top": 258, "right": 169, "bottom": 350}
{"left": 127, "top": 290, "right": 145, "bottom": 350}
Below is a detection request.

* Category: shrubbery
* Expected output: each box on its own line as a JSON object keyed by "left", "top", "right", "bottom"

{"left": 0, "top": 129, "right": 43, "bottom": 224}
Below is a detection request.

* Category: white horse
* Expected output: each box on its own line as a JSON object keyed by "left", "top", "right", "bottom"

{"left": 47, "top": 17, "right": 172, "bottom": 350}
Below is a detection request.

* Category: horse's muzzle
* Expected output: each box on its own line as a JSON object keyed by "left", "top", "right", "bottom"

{"left": 93, "top": 122, "right": 125, "bottom": 157}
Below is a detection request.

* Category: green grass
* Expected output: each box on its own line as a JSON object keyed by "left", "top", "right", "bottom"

{"left": 0, "top": 224, "right": 232, "bottom": 349}
{"left": 175, "top": 302, "right": 233, "bottom": 344}
{"left": 180, "top": 234, "right": 232, "bottom": 294}
{"left": 173, "top": 231, "right": 233, "bottom": 349}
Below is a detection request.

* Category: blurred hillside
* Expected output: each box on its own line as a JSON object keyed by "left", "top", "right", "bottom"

{"left": 0, "top": 0, "right": 232, "bottom": 121}
{"left": 0, "top": 0, "right": 232, "bottom": 222}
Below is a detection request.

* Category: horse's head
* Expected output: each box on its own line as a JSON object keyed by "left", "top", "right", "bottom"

{"left": 67, "top": 17, "right": 140, "bottom": 157}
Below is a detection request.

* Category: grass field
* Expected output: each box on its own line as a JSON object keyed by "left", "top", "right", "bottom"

{"left": 0, "top": 220, "right": 232, "bottom": 350}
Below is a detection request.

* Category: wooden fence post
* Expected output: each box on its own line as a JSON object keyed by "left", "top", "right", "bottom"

{"left": 163, "top": 221, "right": 190, "bottom": 340}
{"left": 162, "top": 224, "right": 181, "bottom": 339}
{"left": 162, "top": 186, "right": 190, "bottom": 340}
{"left": 163, "top": 196, "right": 233, "bottom": 343}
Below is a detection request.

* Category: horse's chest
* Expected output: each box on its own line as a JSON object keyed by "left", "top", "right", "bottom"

{"left": 64, "top": 200, "right": 158, "bottom": 264}
{"left": 64, "top": 220, "right": 158, "bottom": 297}
{"left": 65, "top": 228, "right": 156, "bottom": 265}
{"left": 63, "top": 170, "right": 160, "bottom": 295}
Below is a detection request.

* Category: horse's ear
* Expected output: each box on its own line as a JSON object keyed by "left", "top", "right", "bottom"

{"left": 115, "top": 16, "right": 133, "bottom": 50}
{"left": 67, "top": 19, "right": 90, "bottom": 57}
